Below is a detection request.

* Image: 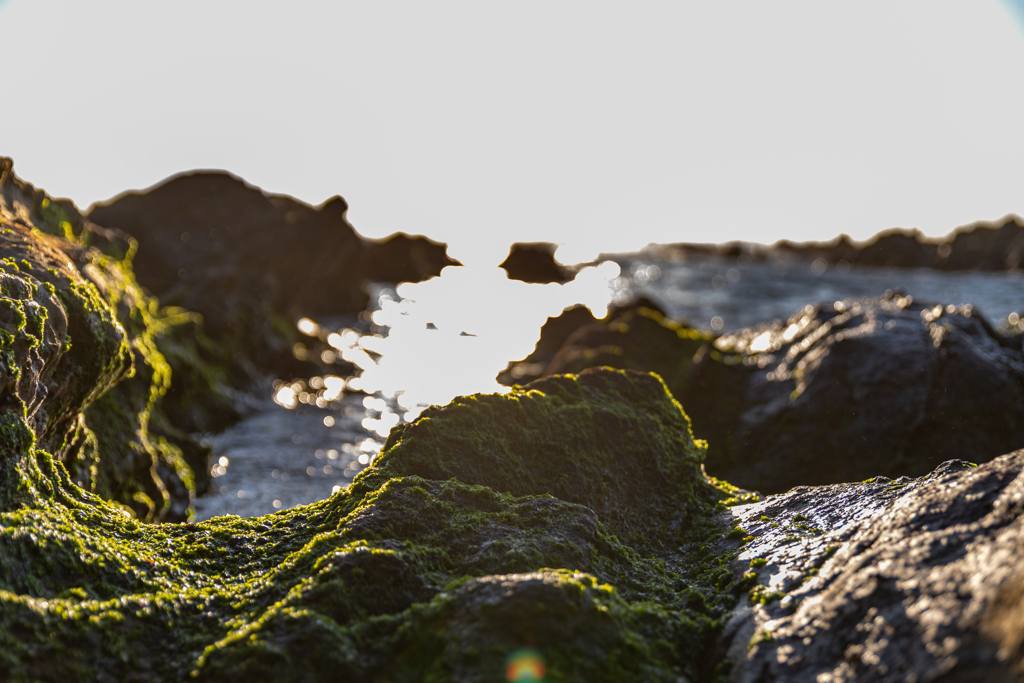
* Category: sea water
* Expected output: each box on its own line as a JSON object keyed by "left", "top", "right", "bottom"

{"left": 193, "top": 255, "right": 1022, "bottom": 520}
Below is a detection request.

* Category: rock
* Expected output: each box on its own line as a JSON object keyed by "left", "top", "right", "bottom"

{"left": 499, "top": 242, "right": 574, "bottom": 283}
{"left": 497, "top": 304, "right": 599, "bottom": 384}
{"left": 360, "top": 232, "right": 460, "bottom": 283}
{"left": 682, "top": 292, "right": 1024, "bottom": 493}
{"left": 88, "top": 172, "right": 460, "bottom": 380}
{"left": 722, "top": 452, "right": 1024, "bottom": 681}
{"left": 5, "top": 177, "right": 1022, "bottom": 683}
{"left": 497, "top": 296, "right": 673, "bottom": 387}
{"left": 856, "top": 228, "right": 937, "bottom": 268}
{"left": 937, "top": 215, "right": 1024, "bottom": 271}
{"left": 0, "top": 363, "right": 751, "bottom": 682}
{"left": 0, "top": 159, "right": 240, "bottom": 521}
{"left": 771, "top": 234, "right": 861, "bottom": 265}
{"left": 0, "top": 159, "right": 129, "bottom": 499}
{"left": 536, "top": 307, "right": 708, "bottom": 397}
{"left": 88, "top": 172, "right": 369, "bottom": 378}
{"left": 660, "top": 215, "right": 1024, "bottom": 273}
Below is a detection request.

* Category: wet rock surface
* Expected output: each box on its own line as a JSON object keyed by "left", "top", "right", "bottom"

{"left": 683, "top": 291, "right": 1024, "bottom": 492}
{"left": 723, "top": 452, "right": 1024, "bottom": 682}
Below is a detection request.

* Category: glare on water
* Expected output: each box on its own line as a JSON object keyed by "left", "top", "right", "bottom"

{"left": 275, "top": 261, "right": 621, "bottom": 434}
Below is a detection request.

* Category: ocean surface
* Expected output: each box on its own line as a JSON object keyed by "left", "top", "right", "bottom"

{"left": 193, "top": 255, "right": 1023, "bottom": 520}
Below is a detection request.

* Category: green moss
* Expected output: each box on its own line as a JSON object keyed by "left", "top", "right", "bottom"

{"left": 748, "top": 629, "right": 773, "bottom": 649}
{"left": 748, "top": 585, "right": 784, "bottom": 605}
{"left": 0, "top": 365, "right": 751, "bottom": 681}
{"left": 0, "top": 170, "right": 237, "bottom": 521}
{"left": 0, "top": 163, "right": 754, "bottom": 680}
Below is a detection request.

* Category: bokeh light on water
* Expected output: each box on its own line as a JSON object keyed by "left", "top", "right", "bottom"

{"left": 276, "top": 263, "right": 620, "bottom": 428}
{"left": 214, "top": 253, "right": 1023, "bottom": 518}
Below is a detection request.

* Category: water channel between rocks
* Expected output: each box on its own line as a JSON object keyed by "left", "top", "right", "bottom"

{"left": 193, "top": 396, "right": 383, "bottom": 520}
{"left": 193, "top": 258, "right": 1024, "bottom": 521}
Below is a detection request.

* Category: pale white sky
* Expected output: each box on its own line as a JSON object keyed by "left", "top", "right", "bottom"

{"left": 2, "top": 1, "right": 1023, "bottom": 264}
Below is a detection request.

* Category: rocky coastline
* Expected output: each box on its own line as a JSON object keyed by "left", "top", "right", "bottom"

{"left": 651, "top": 215, "right": 1024, "bottom": 273}
{"left": 0, "top": 159, "right": 1022, "bottom": 681}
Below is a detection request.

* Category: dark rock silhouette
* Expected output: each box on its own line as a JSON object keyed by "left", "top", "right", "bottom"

{"left": 498, "top": 304, "right": 599, "bottom": 384}
{"left": 682, "top": 292, "right": 1024, "bottom": 492}
{"left": 539, "top": 307, "right": 707, "bottom": 395}
{"left": 361, "top": 232, "right": 460, "bottom": 283}
{"left": 88, "top": 171, "right": 457, "bottom": 378}
{"left": 661, "top": 215, "right": 1024, "bottom": 273}
{"left": 937, "top": 215, "right": 1024, "bottom": 271}
{"left": 497, "top": 296, "right": 671, "bottom": 386}
{"left": 499, "top": 242, "right": 574, "bottom": 283}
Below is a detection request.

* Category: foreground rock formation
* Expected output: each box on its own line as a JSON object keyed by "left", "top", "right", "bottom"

{"left": 2, "top": 160, "right": 1022, "bottom": 681}
{"left": 0, "top": 171, "right": 743, "bottom": 678}
{"left": 0, "top": 159, "right": 240, "bottom": 521}
{"left": 725, "top": 452, "right": 1024, "bottom": 681}
{"left": 0, "top": 362, "right": 748, "bottom": 680}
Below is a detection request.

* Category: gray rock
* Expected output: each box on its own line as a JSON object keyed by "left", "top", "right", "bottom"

{"left": 683, "top": 291, "right": 1024, "bottom": 492}
{"left": 722, "top": 452, "right": 1024, "bottom": 682}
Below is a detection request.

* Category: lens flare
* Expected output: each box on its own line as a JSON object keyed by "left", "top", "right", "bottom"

{"left": 505, "top": 648, "right": 546, "bottom": 682}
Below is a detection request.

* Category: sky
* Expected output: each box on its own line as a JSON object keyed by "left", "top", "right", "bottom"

{"left": 2, "top": 1, "right": 1024, "bottom": 265}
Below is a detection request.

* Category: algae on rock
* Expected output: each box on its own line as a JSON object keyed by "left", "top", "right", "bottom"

{"left": 1, "top": 168, "right": 747, "bottom": 679}
{"left": 0, "top": 300, "right": 746, "bottom": 683}
{"left": 0, "top": 158, "right": 241, "bottom": 521}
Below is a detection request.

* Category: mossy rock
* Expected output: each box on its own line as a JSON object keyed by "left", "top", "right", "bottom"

{"left": 0, "top": 364, "right": 746, "bottom": 681}
{"left": 0, "top": 159, "right": 748, "bottom": 680}
{"left": 0, "top": 158, "right": 240, "bottom": 521}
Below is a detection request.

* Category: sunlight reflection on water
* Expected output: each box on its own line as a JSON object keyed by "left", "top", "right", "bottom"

{"left": 274, "top": 262, "right": 621, "bottom": 435}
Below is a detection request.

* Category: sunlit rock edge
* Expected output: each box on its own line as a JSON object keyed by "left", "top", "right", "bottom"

{"left": 725, "top": 452, "right": 1024, "bottom": 681}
